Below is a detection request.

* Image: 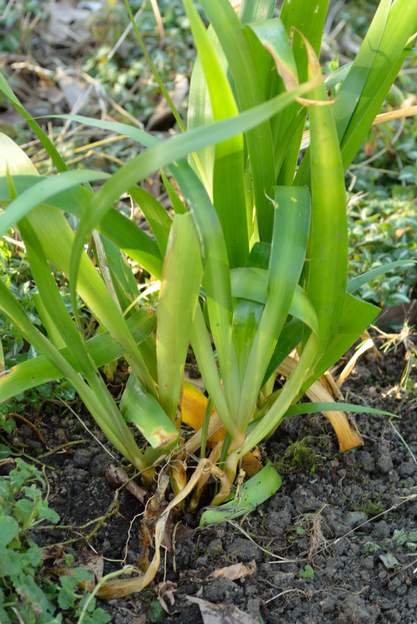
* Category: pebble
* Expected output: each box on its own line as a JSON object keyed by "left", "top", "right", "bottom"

{"left": 293, "top": 486, "right": 321, "bottom": 513}
{"left": 265, "top": 509, "right": 291, "bottom": 536}
{"left": 337, "top": 595, "right": 379, "bottom": 624}
{"left": 399, "top": 461, "right": 417, "bottom": 477}
{"left": 362, "top": 556, "right": 375, "bottom": 570}
{"left": 90, "top": 452, "right": 110, "bottom": 476}
{"left": 345, "top": 511, "right": 368, "bottom": 529}
{"left": 207, "top": 538, "right": 223, "bottom": 557}
{"left": 407, "top": 586, "right": 417, "bottom": 609}
{"left": 325, "top": 508, "right": 349, "bottom": 537}
{"left": 204, "top": 578, "right": 241, "bottom": 602}
{"left": 377, "top": 450, "right": 393, "bottom": 474}
{"left": 373, "top": 520, "right": 390, "bottom": 539}
{"left": 72, "top": 448, "right": 92, "bottom": 468}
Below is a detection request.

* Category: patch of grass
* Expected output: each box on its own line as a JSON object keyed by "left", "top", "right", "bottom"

{"left": 275, "top": 438, "right": 324, "bottom": 475}
{"left": 354, "top": 499, "right": 385, "bottom": 517}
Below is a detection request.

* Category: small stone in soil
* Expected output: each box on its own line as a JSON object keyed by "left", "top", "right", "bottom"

{"left": 407, "top": 586, "right": 417, "bottom": 609}
{"left": 72, "top": 448, "right": 93, "bottom": 468}
{"left": 293, "top": 485, "right": 321, "bottom": 513}
{"left": 399, "top": 461, "right": 417, "bottom": 477}
{"left": 226, "top": 537, "right": 262, "bottom": 562}
{"left": 377, "top": 450, "right": 393, "bottom": 474}
{"left": 357, "top": 450, "right": 376, "bottom": 473}
{"left": 265, "top": 509, "right": 291, "bottom": 536}
{"left": 373, "top": 520, "right": 390, "bottom": 539}
{"left": 337, "top": 595, "right": 379, "bottom": 624}
{"left": 344, "top": 511, "right": 368, "bottom": 529}
{"left": 90, "top": 452, "right": 111, "bottom": 476}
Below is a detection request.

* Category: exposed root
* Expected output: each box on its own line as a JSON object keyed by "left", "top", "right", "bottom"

{"left": 98, "top": 459, "right": 211, "bottom": 599}
{"left": 189, "top": 442, "right": 222, "bottom": 512}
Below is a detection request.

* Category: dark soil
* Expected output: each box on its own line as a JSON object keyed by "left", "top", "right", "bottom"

{"left": 8, "top": 343, "right": 417, "bottom": 624}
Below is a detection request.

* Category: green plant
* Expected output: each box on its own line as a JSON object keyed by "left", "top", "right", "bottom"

{"left": 349, "top": 195, "right": 417, "bottom": 306}
{"left": 0, "top": 458, "right": 110, "bottom": 623}
{"left": 0, "top": 0, "right": 416, "bottom": 595}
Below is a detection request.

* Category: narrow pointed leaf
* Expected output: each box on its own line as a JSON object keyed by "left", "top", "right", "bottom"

{"left": 157, "top": 212, "right": 203, "bottom": 421}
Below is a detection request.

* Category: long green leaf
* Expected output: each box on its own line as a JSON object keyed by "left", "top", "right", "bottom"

{"left": 334, "top": 0, "right": 392, "bottom": 141}
{"left": 240, "top": 0, "right": 275, "bottom": 23}
{"left": 0, "top": 280, "right": 146, "bottom": 469}
{"left": 340, "top": 0, "right": 417, "bottom": 168}
{"left": 0, "top": 170, "right": 109, "bottom": 237}
{"left": 129, "top": 186, "right": 172, "bottom": 255}
{"left": 157, "top": 212, "right": 203, "bottom": 421}
{"left": 121, "top": 375, "right": 178, "bottom": 449}
{"left": 199, "top": 0, "right": 276, "bottom": 240}
{"left": 184, "top": 0, "right": 248, "bottom": 266}
{"left": 231, "top": 268, "right": 318, "bottom": 334}
{"left": 286, "top": 402, "right": 396, "bottom": 419}
{"left": 238, "top": 186, "right": 311, "bottom": 428}
{"left": 0, "top": 72, "right": 67, "bottom": 172}
{"left": 348, "top": 260, "right": 416, "bottom": 294}
{"left": 67, "top": 76, "right": 314, "bottom": 314}
{"left": 0, "top": 311, "right": 154, "bottom": 402}
{"left": 0, "top": 174, "right": 162, "bottom": 277}
{"left": 305, "top": 52, "right": 347, "bottom": 348}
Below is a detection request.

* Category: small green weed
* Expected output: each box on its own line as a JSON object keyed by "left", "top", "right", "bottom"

{"left": 275, "top": 438, "right": 323, "bottom": 475}
{"left": 0, "top": 459, "right": 110, "bottom": 624}
{"left": 298, "top": 564, "right": 315, "bottom": 581}
{"left": 349, "top": 196, "right": 417, "bottom": 307}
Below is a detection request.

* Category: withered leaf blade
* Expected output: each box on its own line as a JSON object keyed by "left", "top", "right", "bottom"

{"left": 210, "top": 561, "right": 256, "bottom": 581}
{"left": 187, "top": 596, "right": 256, "bottom": 624}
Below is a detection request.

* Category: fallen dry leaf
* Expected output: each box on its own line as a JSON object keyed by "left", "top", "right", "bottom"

{"left": 210, "top": 561, "right": 256, "bottom": 582}
{"left": 187, "top": 597, "right": 256, "bottom": 624}
{"left": 56, "top": 68, "right": 88, "bottom": 109}
{"left": 45, "top": 1, "right": 91, "bottom": 46}
{"left": 82, "top": 552, "right": 104, "bottom": 583}
{"left": 157, "top": 581, "right": 176, "bottom": 613}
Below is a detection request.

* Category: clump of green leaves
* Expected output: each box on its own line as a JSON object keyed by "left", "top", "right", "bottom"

{"left": 350, "top": 196, "right": 417, "bottom": 306}
{"left": 0, "top": 459, "right": 110, "bottom": 624}
{"left": 0, "top": 2, "right": 416, "bottom": 596}
{"left": 84, "top": 0, "right": 194, "bottom": 119}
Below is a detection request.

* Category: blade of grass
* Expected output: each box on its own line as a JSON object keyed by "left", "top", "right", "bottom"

{"left": 286, "top": 402, "right": 396, "bottom": 419}
{"left": 121, "top": 374, "right": 178, "bottom": 448}
{"left": 129, "top": 186, "right": 172, "bottom": 255}
{"left": 240, "top": 0, "right": 275, "bottom": 23}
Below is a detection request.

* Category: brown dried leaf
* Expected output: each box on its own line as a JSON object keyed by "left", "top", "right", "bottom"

{"left": 187, "top": 597, "right": 256, "bottom": 624}
{"left": 82, "top": 552, "right": 104, "bottom": 583}
{"left": 210, "top": 561, "right": 256, "bottom": 581}
{"left": 157, "top": 581, "right": 176, "bottom": 613}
